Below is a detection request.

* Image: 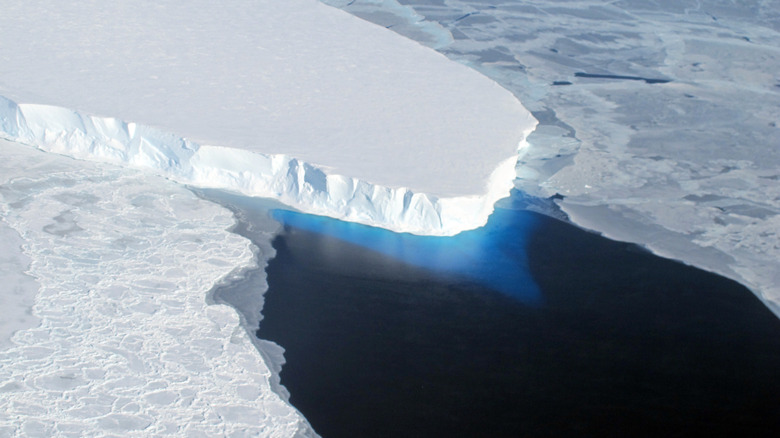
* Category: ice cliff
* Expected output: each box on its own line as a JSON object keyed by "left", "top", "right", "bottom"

{"left": 0, "top": 96, "right": 534, "bottom": 236}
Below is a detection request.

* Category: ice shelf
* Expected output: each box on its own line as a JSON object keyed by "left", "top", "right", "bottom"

{"left": 0, "top": 0, "right": 535, "bottom": 236}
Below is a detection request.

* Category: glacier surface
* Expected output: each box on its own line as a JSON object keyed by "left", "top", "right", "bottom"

{"left": 0, "top": 0, "right": 535, "bottom": 236}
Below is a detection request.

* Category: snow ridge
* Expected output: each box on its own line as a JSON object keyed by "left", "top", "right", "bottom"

{"left": 0, "top": 95, "right": 533, "bottom": 236}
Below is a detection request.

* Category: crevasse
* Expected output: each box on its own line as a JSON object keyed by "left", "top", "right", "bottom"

{"left": 0, "top": 95, "right": 535, "bottom": 236}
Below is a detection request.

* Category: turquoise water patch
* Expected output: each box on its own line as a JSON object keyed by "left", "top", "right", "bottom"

{"left": 271, "top": 190, "right": 542, "bottom": 304}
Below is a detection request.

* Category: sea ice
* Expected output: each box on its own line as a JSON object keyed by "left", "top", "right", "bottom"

{"left": 0, "top": 223, "right": 39, "bottom": 350}
{"left": 0, "top": 139, "right": 314, "bottom": 436}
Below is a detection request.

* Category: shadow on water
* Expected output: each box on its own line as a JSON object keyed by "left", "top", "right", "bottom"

{"left": 257, "top": 190, "right": 780, "bottom": 438}
{"left": 574, "top": 72, "right": 671, "bottom": 84}
{"left": 271, "top": 190, "right": 541, "bottom": 304}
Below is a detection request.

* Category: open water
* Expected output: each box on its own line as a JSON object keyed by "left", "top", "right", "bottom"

{"left": 249, "top": 190, "right": 780, "bottom": 437}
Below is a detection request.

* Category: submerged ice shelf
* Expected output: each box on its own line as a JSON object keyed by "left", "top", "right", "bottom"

{"left": 0, "top": 0, "right": 535, "bottom": 236}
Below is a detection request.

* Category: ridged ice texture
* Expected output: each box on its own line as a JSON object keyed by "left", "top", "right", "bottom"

{"left": 0, "top": 141, "right": 315, "bottom": 437}
{"left": 0, "top": 96, "right": 532, "bottom": 236}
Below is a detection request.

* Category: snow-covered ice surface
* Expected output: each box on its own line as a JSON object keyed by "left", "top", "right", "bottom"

{"left": 0, "top": 0, "right": 535, "bottom": 236}
{"left": 0, "top": 219, "right": 39, "bottom": 351}
{"left": 329, "top": 0, "right": 780, "bottom": 317}
{"left": 0, "top": 139, "right": 314, "bottom": 436}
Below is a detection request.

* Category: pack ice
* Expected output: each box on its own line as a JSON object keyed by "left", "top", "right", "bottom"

{"left": 0, "top": 139, "right": 316, "bottom": 436}
{"left": 0, "top": 0, "right": 535, "bottom": 236}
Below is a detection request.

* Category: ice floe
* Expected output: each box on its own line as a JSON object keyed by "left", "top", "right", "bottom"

{"left": 0, "top": 140, "right": 314, "bottom": 436}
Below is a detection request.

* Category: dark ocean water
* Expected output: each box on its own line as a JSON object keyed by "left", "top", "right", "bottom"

{"left": 254, "top": 190, "right": 780, "bottom": 437}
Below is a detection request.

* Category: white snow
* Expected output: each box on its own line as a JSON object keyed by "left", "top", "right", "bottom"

{"left": 0, "top": 139, "right": 314, "bottom": 436}
{"left": 0, "top": 222, "right": 39, "bottom": 350}
{"left": 5, "top": 0, "right": 777, "bottom": 435}
{"left": 0, "top": 0, "right": 535, "bottom": 236}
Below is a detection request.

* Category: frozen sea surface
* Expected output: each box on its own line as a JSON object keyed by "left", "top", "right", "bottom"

{"left": 327, "top": 0, "right": 780, "bottom": 316}
{"left": 0, "top": 140, "right": 314, "bottom": 436}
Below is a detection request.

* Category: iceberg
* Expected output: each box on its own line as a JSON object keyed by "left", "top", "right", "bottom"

{"left": 0, "top": 0, "right": 535, "bottom": 236}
